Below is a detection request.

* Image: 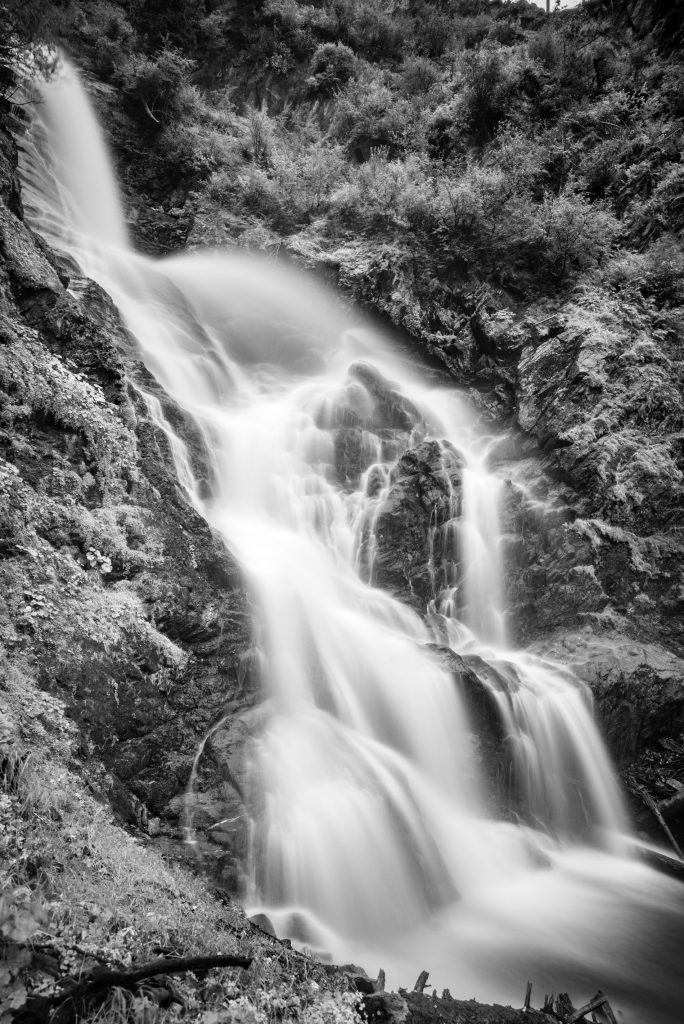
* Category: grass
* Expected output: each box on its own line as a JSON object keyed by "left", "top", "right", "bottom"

{"left": 0, "top": 654, "right": 361, "bottom": 1024}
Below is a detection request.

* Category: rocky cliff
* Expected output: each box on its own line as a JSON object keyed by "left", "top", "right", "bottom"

{"left": 0, "top": 101, "right": 258, "bottom": 890}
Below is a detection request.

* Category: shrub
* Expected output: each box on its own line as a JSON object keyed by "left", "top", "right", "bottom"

{"left": 130, "top": 0, "right": 206, "bottom": 53}
{"left": 330, "top": 151, "right": 444, "bottom": 235}
{"left": 488, "top": 17, "right": 522, "bottom": 47}
{"left": 450, "top": 48, "right": 524, "bottom": 147}
{"left": 453, "top": 13, "right": 491, "bottom": 51}
{"left": 307, "top": 42, "right": 357, "bottom": 97}
{"left": 528, "top": 29, "right": 559, "bottom": 71}
{"left": 77, "top": 2, "right": 136, "bottom": 80}
{"left": 399, "top": 56, "right": 442, "bottom": 99}
{"left": 536, "top": 187, "right": 618, "bottom": 280}
{"left": 0, "top": 883, "right": 46, "bottom": 1023}
{"left": 330, "top": 75, "right": 413, "bottom": 160}
{"left": 271, "top": 140, "right": 348, "bottom": 220}
{"left": 628, "top": 163, "right": 684, "bottom": 245}
{"left": 604, "top": 236, "right": 684, "bottom": 307}
{"left": 331, "top": 0, "right": 404, "bottom": 60}
{"left": 416, "top": 9, "right": 455, "bottom": 57}
{"left": 118, "top": 46, "right": 196, "bottom": 131}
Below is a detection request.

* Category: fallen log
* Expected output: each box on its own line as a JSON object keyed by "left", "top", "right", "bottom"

{"left": 568, "top": 991, "right": 617, "bottom": 1024}
{"left": 16, "top": 953, "right": 252, "bottom": 1024}
{"left": 626, "top": 776, "right": 684, "bottom": 859}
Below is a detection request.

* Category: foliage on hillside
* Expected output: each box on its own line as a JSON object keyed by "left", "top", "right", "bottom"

{"left": 2, "top": 0, "right": 683, "bottom": 311}
{"left": 0, "top": 657, "right": 362, "bottom": 1024}
{"left": 1, "top": 1, "right": 683, "bottom": 1018}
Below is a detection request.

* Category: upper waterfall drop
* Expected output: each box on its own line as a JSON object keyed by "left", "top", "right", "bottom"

{"left": 20, "top": 60, "right": 128, "bottom": 256}
{"left": 17, "top": 56, "right": 684, "bottom": 1024}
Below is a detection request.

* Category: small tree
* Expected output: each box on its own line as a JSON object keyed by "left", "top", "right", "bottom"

{"left": 306, "top": 42, "right": 356, "bottom": 97}
{"left": 118, "top": 46, "right": 195, "bottom": 131}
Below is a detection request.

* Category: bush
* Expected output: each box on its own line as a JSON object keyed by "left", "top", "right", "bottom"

{"left": 270, "top": 140, "right": 349, "bottom": 220}
{"left": 307, "top": 42, "right": 356, "bottom": 97}
{"left": 416, "top": 9, "right": 455, "bottom": 57}
{"left": 331, "top": 0, "right": 404, "bottom": 60}
{"left": 330, "top": 75, "right": 413, "bottom": 160}
{"left": 130, "top": 0, "right": 206, "bottom": 53}
{"left": 451, "top": 48, "right": 524, "bottom": 146}
{"left": 78, "top": 2, "right": 136, "bottom": 80}
{"left": 330, "top": 151, "right": 443, "bottom": 234}
{"left": 536, "top": 187, "right": 618, "bottom": 280}
{"left": 453, "top": 13, "right": 491, "bottom": 51}
{"left": 118, "top": 46, "right": 195, "bottom": 131}
{"left": 399, "top": 56, "right": 442, "bottom": 99}
{"left": 604, "top": 236, "right": 684, "bottom": 307}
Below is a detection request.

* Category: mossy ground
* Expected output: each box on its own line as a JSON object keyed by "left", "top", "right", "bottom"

{"left": 0, "top": 655, "right": 362, "bottom": 1024}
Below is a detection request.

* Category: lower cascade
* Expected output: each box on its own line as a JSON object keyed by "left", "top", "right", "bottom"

{"left": 18, "top": 59, "right": 684, "bottom": 1024}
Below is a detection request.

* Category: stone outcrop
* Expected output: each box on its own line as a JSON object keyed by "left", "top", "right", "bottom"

{"left": 503, "top": 296, "right": 684, "bottom": 658}
{"left": 532, "top": 632, "right": 684, "bottom": 766}
{"left": 0, "top": 107, "right": 255, "bottom": 891}
{"left": 344, "top": 291, "right": 684, "bottom": 774}
{"left": 373, "top": 439, "right": 462, "bottom": 611}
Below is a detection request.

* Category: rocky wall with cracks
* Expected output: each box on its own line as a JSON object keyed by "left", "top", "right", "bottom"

{"left": 0, "top": 103, "right": 257, "bottom": 894}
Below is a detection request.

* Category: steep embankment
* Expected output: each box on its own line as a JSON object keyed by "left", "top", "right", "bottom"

{"left": 0, "top": 103, "right": 260, "bottom": 889}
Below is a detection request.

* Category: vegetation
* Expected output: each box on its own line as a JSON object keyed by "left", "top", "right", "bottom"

{"left": 0, "top": 656, "right": 362, "bottom": 1024}
{"left": 2, "top": 0, "right": 683, "bottom": 306}
{"left": 1, "top": 0, "right": 684, "bottom": 1020}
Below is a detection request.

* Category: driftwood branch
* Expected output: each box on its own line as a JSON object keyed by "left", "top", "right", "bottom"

{"left": 627, "top": 777, "right": 684, "bottom": 859}
{"left": 60, "top": 953, "right": 253, "bottom": 998}
{"left": 142, "top": 99, "right": 160, "bottom": 124}
{"left": 18, "top": 954, "right": 252, "bottom": 1024}
{"left": 568, "top": 991, "right": 618, "bottom": 1023}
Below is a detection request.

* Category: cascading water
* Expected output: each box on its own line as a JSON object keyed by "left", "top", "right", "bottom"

{"left": 18, "top": 59, "right": 684, "bottom": 1024}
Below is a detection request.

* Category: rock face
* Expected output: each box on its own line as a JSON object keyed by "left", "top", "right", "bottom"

{"left": 533, "top": 632, "right": 684, "bottom": 766}
{"left": 373, "top": 440, "right": 463, "bottom": 611}
{"left": 500, "top": 297, "right": 684, "bottom": 752}
{"left": 0, "top": 108, "right": 255, "bottom": 891}
{"left": 346, "top": 292, "right": 684, "bottom": 773}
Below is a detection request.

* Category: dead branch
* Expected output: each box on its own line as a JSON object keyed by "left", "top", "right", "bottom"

{"left": 142, "top": 99, "right": 160, "bottom": 124}
{"left": 627, "top": 776, "right": 684, "bottom": 859}
{"left": 568, "top": 991, "right": 617, "bottom": 1023}
{"left": 17, "top": 953, "right": 252, "bottom": 1024}
{"left": 413, "top": 970, "right": 429, "bottom": 992}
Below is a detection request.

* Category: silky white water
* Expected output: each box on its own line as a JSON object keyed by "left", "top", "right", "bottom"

{"left": 18, "top": 60, "right": 684, "bottom": 1023}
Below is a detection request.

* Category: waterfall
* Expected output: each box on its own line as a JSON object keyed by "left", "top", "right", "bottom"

{"left": 18, "top": 58, "right": 684, "bottom": 1024}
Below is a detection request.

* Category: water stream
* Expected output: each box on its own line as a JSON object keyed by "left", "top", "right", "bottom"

{"left": 17, "top": 60, "right": 684, "bottom": 1023}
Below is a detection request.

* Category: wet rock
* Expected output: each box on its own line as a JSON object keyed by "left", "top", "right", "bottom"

{"left": 515, "top": 302, "right": 684, "bottom": 533}
{"left": 531, "top": 631, "right": 684, "bottom": 765}
{"left": 334, "top": 426, "right": 381, "bottom": 488}
{"left": 0, "top": 203, "right": 62, "bottom": 320}
{"left": 428, "top": 645, "right": 509, "bottom": 815}
{"left": 348, "top": 362, "right": 422, "bottom": 432}
{"left": 373, "top": 440, "right": 463, "bottom": 610}
{"left": 249, "top": 912, "right": 276, "bottom": 937}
